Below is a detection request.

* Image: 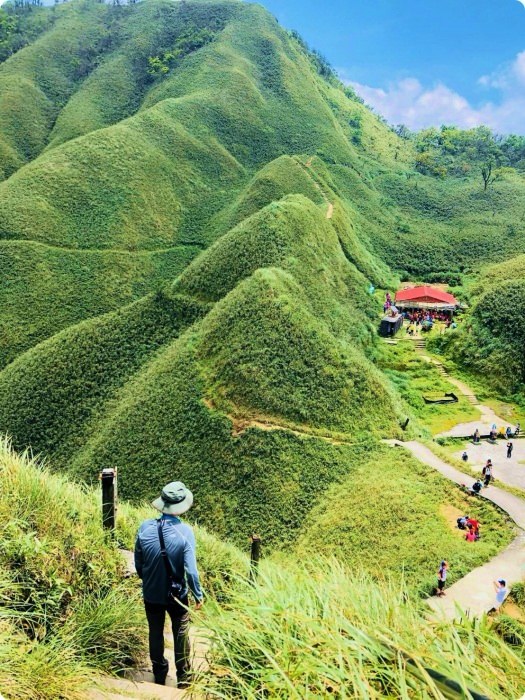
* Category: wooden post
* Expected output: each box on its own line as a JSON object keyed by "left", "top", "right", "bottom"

{"left": 250, "top": 534, "right": 261, "bottom": 579}
{"left": 101, "top": 468, "right": 117, "bottom": 536}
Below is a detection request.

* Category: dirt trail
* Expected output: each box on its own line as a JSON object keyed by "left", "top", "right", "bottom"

{"left": 294, "top": 156, "right": 334, "bottom": 219}
{"left": 203, "top": 399, "right": 354, "bottom": 446}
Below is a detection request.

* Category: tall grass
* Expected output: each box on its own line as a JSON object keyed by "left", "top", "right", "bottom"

{"left": 197, "top": 557, "right": 525, "bottom": 699}
{"left": 0, "top": 437, "right": 147, "bottom": 699}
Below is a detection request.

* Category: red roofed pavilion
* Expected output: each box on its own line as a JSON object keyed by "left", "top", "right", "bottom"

{"left": 395, "top": 286, "right": 458, "bottom": 310}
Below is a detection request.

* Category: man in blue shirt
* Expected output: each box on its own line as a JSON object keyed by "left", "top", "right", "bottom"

{"left": 135, "top": 482, "right": 204, "bottom": 687}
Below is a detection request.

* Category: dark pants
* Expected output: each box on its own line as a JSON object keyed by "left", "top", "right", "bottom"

{"left": 144, "top": 598, "right": 190, "bottom": 684}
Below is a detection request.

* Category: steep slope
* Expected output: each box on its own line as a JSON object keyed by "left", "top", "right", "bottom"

{"left": 432, "top": 255, "right": 525, "bottom": 398}
{"left": 0, "top": 0, "right": 398, "bottom": 365}
{"left": 0, "top": 241, "right": 200, "bottom": 367}
{"left": 3, "top": 0, "right": 525, "bottom": 367}
{"left": 0, "top": 191, "right": 403, "bottom": 546}
{"left": 0, "top": 1, "right": 114, "bottom": 178}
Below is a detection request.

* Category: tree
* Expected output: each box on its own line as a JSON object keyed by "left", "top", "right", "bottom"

{"left": 481, "top": 161, "right": 496, "bottom": 191}
{"left": 0, "top": 9, "right": 16, "bottom": 43}
{"left": 394, "top": 124, "right": 411, "bottom": 140}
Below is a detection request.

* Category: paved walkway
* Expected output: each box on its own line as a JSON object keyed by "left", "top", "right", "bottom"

{"left": 385, "top": 440, "right": 525, "bottom": 619}
{"left": 453, "top": 439, "right": 525, "bottom": 491}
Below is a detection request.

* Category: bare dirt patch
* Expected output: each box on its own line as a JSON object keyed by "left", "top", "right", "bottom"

{"left": 440, "top": 503, "right": 466, "bottom": 534}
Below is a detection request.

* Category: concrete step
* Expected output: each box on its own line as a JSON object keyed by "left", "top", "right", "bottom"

{"left": 87, "top": 676, "right": 186, "bottom": 700}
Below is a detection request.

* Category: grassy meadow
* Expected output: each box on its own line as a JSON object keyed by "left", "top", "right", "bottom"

{"left": 377, "top": 339, "right": 480, "bottom": 435}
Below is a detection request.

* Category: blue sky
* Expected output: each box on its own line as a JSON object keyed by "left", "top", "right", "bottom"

{"left": 260, "top": 0, "right": 525, "bottom": 134}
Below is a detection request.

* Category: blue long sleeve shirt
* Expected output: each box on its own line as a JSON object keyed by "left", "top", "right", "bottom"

{"left": 134, "top": 515, "right": 204, "bottom": 605}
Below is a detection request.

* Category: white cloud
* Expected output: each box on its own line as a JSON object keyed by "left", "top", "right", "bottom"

{"left": 348, "top": 50, "right": 525, "bottom": 134}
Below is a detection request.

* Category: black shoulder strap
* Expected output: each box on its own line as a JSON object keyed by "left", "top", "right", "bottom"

{"left": 157, "top": 519, "right": 175, "bottom": 581}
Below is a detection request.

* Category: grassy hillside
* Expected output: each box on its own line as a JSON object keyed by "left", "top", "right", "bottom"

{"left": 295, "top": 444, "right": 511, "bottom": 593}
{"left": 430, "top": 255, "right": 525, "bottom": 401}
{"left": 1, "top": 438, "right": 523, "bottom": 700}
{"left": 0, "top": 0, "right": 524, "bottom": 610}
{"left": 0, "top": 436, "right": 145, "bottom": 699}
{"left": 0, "top": 436, "right": 247, "bottom": 699}
{"left": 0, "top": 240, "right": 200, "bottom": 367}
{"left": 200, "top": 559, "right": 525, "bottom": 699}
{"left": 0, "top": 190, "right": 404, "bottom": 547}
{"left": 2, "top": 0, "right": 525, "bottom": 365}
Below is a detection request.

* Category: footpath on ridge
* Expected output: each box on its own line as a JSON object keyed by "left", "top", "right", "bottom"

{"left": 294, "top": 156, "right": 334, "bottom": 219}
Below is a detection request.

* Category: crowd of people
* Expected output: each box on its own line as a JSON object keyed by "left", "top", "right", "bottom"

{"left": 438, "top": 425, "right": 522, "bottom": 607}
{"left": 404, "top": 310, "right": 457, "bottom": 335}
{"left": 456, "top": 514, "right": 481, "bottom": 540}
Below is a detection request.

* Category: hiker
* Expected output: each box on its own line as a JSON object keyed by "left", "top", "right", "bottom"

{"left": 436, "top": 560, "right": 448, "bottom": 597}
{"left": 489, "top": 428, "right": 497, "bottom": 442}
{"left": 462, "top": 451, "right": 468, "bottom": 462}
{"left": 134, "top": 482, "right": 204, "bottom": 688}
{"left": 506, "top": 426, "right": 513, "bottom": 439}
{"left": 482, "top": 460, "right": 493, "bottom": 487}
{"left": 465, "top": 529, "right": 476, "bottom": 542}
{"left": 488, "top": 579, "right": 509, "bottom": 613}
{"left": 471, "top": 479, "right": 483, "bottom": 495}
{"left": 466, "top": 516, "right": 480, "bottom": 536}
{"left": 457, "top": 515, "right": 468, "bottom": 530}
{"left": 507, "top": 441, "right": 514, "bottom": 459}
{"left": 473, "top": 429, "right": 480, "bottom": 444}
{"left": 515, "top": 422, "right": 521, "bottom": 437}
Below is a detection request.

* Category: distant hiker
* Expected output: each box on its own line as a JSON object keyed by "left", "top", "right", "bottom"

{"left": 436, "top": 560, "right": 448, "bottom": 597}
{"left": 457, "top": 515, "right": 468, "bottom": 530}
{"left": 488, "top": 579, "right": 509, "bottom": 613}
{"left": 472, "top": 479, "right": 483, "bottom": 495}
{"left": 473, "top": 429, "right": 480, "bottom": 444}
{"left": 506, "top": 426, "right": 513, "bottom": 439}
{"left": 515, "top": 422, "right": 521, "bottom": 437}
{"left": 466, "top": 517, "right": 480, "bottom": 536}
{"left": 482, "top": 460, "right": 493, "bottom": 487}
{"left": 457, "top": 515, "right": 467, "bottom": 530}
{"left": 135, "top": 482, "right": 204, "bottom": 688}
{"left": 462, "top": 451, "right": 468, "bottom": 462}
{"left": 507, "top": 442, "right": 514, "bottom": 459}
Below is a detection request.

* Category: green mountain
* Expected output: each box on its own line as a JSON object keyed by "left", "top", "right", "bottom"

{"left": 0, "top": 0, "right": 524, "bottom": 548}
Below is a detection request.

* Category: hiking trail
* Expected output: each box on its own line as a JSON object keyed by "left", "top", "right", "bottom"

{"left": 203, "top": 398, "right": 355, "bottom": 446}
{"left": 88, "top": 552, "right": 209, "bottom": 700}
{"left": 294, "top": 156, "right": 334, "bottom": 219}
{"left": 384, "top": 438, "right": 525, "bottom": 619}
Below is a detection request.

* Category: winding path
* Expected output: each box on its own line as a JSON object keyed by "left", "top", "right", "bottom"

{"left": 294, "top": 156, "right": 334, "bottom": 219}
{"left": 385, "top": 440, "right": 525, "bottom": 619}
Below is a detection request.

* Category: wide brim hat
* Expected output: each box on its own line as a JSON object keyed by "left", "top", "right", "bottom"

{"left": 152, "top": 481, "right": 193, "bottom": 515}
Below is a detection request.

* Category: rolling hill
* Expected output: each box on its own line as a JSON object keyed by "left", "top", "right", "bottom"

{"left": 0, "top": 0, "right": 524, "bottom": 555}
